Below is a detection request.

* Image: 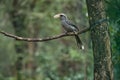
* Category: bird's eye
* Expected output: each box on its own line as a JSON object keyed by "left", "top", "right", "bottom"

{"left": 60, "top": 15, "right": 65, "bottom": 17}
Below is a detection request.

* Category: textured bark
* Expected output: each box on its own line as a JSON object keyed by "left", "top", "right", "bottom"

{"left": 86, "top": 0, "right": 113, "bottom": 80}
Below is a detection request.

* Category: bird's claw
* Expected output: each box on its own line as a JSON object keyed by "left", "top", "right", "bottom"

{"left": 74, "top": 32, "right": 78, "bottom": 35}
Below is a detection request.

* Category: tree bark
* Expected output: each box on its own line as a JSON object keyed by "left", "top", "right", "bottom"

{"left": 86, "top": 0, "right": 113, "bottom": 80}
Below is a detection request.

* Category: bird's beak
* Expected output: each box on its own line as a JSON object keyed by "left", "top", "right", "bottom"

{"left": 54, "top": 14, "right": 60, "bottom": 18}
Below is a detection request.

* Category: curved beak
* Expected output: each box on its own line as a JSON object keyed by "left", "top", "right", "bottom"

{"left": 53, "top": 14, "right": 61, "bottom": 18}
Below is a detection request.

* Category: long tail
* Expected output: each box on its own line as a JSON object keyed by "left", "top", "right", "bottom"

{"left": 75, "top": 35, "right": 84, "bottom": 49}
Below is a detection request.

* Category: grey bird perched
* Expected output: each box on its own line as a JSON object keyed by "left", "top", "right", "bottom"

{"left": 54, "top": 13, "right": 84, "bottom": 49}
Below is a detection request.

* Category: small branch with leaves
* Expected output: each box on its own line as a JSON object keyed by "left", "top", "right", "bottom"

{"left": 0, "top": 27, "right": 90, "bottom": 42}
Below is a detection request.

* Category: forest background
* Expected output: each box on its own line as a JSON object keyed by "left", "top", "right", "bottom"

{"left": 0, "top": 0, "right": 120, "bottom": 80}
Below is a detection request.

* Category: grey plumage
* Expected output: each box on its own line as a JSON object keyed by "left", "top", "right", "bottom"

{"left": 54, "top": 13, "right": 84, "bottom": 49}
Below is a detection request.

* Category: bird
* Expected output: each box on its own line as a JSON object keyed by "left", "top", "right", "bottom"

{"left": 54, "top": 13, "right": 84, "bottom": 49}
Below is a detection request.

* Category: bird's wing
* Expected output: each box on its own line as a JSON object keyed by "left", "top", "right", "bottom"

{"left": 65, "top": 20, "right": 79, "bottom": 31}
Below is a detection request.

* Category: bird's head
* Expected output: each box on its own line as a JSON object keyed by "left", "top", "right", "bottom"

{"left": 54, "top": 13, "right": 67, "bottom": 20}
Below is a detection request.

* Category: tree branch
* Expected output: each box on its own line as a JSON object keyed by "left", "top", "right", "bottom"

{"left": 0, "top": 27, "right": 90, "bottom": 42}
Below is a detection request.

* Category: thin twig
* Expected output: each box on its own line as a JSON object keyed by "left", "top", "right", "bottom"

{"left": 0, "top": 27, "right": 90, "bottom": 42}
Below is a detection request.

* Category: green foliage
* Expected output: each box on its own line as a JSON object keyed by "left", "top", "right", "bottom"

{"left": 0, "top": 0, "right": 93, "bottom": 80}
{"left": 106, "top": 0, "right": 120, "bottom": 80}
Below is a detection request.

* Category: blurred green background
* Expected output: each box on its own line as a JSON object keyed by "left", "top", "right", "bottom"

{"left": 0, "top": 0, "right": 119, "bottom": 80}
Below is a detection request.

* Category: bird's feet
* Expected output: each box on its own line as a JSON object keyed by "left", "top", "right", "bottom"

{"left": 73, "top": 31, "right": 78, "bottom": 35}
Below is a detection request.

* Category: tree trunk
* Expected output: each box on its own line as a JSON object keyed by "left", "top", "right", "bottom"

{"left": 86, "top": 0, "right": 113, "bottom": 80}
{"left": 9, "top": 0, "right": 38, "bottom": 80}
{"left": 9, "top": 0, "right": 28, "bottom": 80}
{"left": 27, "top": 1, "right": 38, "bottom": 80}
